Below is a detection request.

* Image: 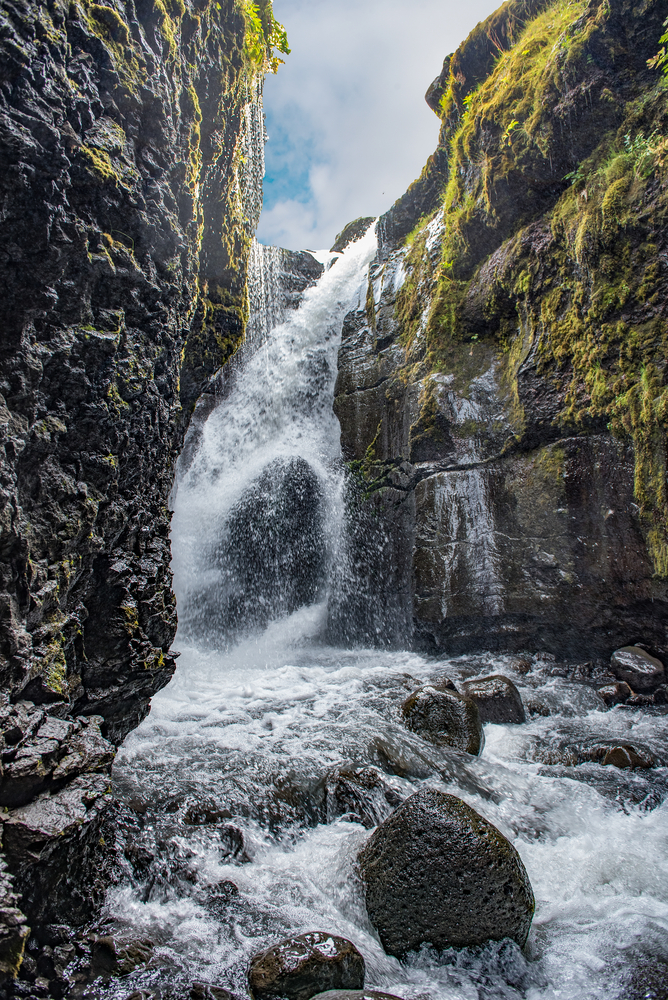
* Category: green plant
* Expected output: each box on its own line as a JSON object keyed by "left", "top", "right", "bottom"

{"left": 242, "top": 0, "right": 289, "bottom": 73}
{"left": 647, "top": 15, "right": 668, "bottom": 76}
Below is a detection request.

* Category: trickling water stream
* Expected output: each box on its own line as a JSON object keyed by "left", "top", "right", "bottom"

{"left": 106, "top": 230, "right": 668, "bottom": 1000}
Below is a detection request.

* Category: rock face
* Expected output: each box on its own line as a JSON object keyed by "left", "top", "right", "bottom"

{"left": 331, "top": 0, "right": 668, "bottom": 659}
{"left": 0, "top": 0, "right": 287, "bottom": 966}
{"left": 610, "top": 647, "right": 666, "bottom": 692}
{"left": 460, "top": 675, "right": 526, "bottom": 725}
{"left": 214, "top": 457, "right": 326, "bottom": 638}
{"left": 248, "top": 933, "right": 365, "bottom": 1000}
{"left": 357, "top": 789, "right": 535, "bottom": 957}
{"left": 0, "top": 860, "right": 29, "bottom": 984}
{"left": 401, "top": 685, "right": 483, "bottom": 754}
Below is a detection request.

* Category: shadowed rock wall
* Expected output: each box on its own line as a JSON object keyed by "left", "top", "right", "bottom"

{"left": 0, "top": 0, "right": 269, "bottom": 966}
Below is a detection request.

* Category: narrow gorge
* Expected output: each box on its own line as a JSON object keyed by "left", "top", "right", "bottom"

{"left": 0, "top": 0, "right": 667, "bottom": 998}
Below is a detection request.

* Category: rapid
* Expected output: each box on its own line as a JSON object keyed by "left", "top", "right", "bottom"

{"left": 106, "top": 229, "right": 668, "bottom": 1000}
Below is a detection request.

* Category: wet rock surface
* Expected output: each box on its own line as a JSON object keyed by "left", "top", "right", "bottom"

{"left": 460, "top": 675, "right": 525, "bottom": 724}
{"left": 334, "top": 0, "right": 668, "bottom": 659}
{"left": 358, "top": 788, "right": 535, "bottom": 957}
{"left": 0, "top": 701, "right": 114, "bottom": 808}
{"left": 0, "top": 0, "right": 262, "bottom": 964}
{"left": 0, "top": 859, "right": 29, "bottom": 984}
{"left": 324, "top": 765, "right": 403, "bottom": 828}
{"left": 610, "top": 647, "right": 665, "bottom": 692}
{"left": 248, "top": 932, "right": 365, "bottom": 1000}
{"left": 401, "top": 685, "right": 483, "bottom": 754}
{"left": 215, "top": 457, "right": 326, "bottom": 638}
{"left": 312, "top": 993, "right": 402, "bottom": 1000}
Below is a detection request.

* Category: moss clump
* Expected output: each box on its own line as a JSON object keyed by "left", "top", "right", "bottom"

{"left": 80, "top": 145, "right": 119, "bottom": 185}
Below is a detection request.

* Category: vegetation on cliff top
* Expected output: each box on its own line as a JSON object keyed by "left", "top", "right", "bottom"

{"left": 394, "top": 0, "right": 668, "bottom": 575}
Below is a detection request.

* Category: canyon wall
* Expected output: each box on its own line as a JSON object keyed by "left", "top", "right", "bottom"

{"left": 0, "top": 0, "right": 281, "bottom": 974}
{"left": 333, "top": 0, "right": 668, "bottom": 659}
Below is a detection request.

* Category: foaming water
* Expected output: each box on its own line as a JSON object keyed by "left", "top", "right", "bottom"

{"left": 111, "top": 636, "right": 668, "bottom": 1000}
{"left": 107, "top": 227, "right": 668, "bottom": 1000}
{"left": 171, "top": 228, "right": 376, "bottom": 644}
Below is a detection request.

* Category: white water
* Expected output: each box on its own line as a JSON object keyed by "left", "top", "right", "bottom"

{"left": 108, "top": 230, "right": 668, "bottom": 1000}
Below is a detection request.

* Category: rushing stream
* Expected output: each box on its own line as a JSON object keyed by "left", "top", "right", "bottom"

{"left": 106, "top": 230, "right": 668, "bottom": 1000}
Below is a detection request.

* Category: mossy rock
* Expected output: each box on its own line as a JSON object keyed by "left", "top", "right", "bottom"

{"left": 401, "top": 684, "right": 483, "bottom": 755}
{"left": 358, "top": 789, "right": 535, "bottom": 956}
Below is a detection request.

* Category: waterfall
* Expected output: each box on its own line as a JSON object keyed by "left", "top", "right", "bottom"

{"left": 171, "top": 227, "right": 378, "bottom": 647}
{"left": 110, "top": 228, "right": 668, "bottom": 1000}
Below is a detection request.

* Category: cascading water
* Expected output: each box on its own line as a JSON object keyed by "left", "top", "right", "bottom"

{"left": 107, "top": 229, "right": 668, "bottom": 1000}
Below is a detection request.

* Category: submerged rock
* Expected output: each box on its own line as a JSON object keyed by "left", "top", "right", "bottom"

{"left": 401, "top": 685, "right": 483, "bottom": 755}
{"left": 312, "top": 993, "right": 402, "bottom": 1000}
{"left": 89, "top": 935, "right": 153, "bottom": 977}
{"left": 603, "top": 746, "right": 654, "bottom": 770}
{"left": 460, "top": 675, "right": 526, "bottom": 724}
{"left": 610, "top": 647, "right": 665, "bottom": 692}
{"left": 248, "top": 932, "right": 365, "bottom": 1000}
{"left": 192, "top": 985, "right": 237, "bottom": 1000}
{"left": 324, "top": 764, "right": 402, "bottom": 828}
{"left": 357, "top": 788, "right": 534, "bottom": 957}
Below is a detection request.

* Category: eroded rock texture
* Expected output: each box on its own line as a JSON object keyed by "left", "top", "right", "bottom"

{"left": 0, "top": 0, "right": 269, "bottom": 964}
{"left": 332, "top": 0, "right": 668, "bottom": 659}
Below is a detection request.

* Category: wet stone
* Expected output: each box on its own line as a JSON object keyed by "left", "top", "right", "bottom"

{"left": 460, "top": 675, "right": 526, "bottom": 724}
{"left": 357, "top": 788, "right": 535, "bottom": 957}
{"left": 220, "top": 824, "right": 251, "bottom": 863}
{"left": 603, "top": 745, "right": 654, "bottom": 769}
{"left": 89, "top": 935, "right": 153, "bottom": 977}
{"left": 401, "top": 685, "right": 483, "bottom": 755}
{"left": 610, "top": 646, "right": 665, "bottom": 692}
{"left": 598, "top": 682, "right": 632, "bottom": 706}
{"left": 192, "top": 983, "right": 237, "bottom": 1000}
{"left": 248, "top": 932, "right": 365, "bottom": 1000}
{"left": 312, "top": 993, "right": 403, "bottom": 1000}
{"left": 324, "top": 764, "right": 402, "bottom": 828}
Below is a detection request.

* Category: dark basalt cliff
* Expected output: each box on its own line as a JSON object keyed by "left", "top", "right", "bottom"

{"left": 0, "top": 0, "right": 282, "bottom": 980}
{"left": 332, "top": 0, "right": 668, "bottom": 659}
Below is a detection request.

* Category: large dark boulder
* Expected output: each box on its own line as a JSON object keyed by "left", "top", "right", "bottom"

{"left": 460, "top": 675, "right": 526, "bottom": 724}
{"left": 401, "top": 686, "right": 483, "bottom": 755}
{"left": 248, "top": 933, "right": 365, "bottom": 1000}
{"left": 357, "top": 789, "right": 534, "bottom": 957}
{"left": 610, "top": 647, "right": 665, "bottom": 692}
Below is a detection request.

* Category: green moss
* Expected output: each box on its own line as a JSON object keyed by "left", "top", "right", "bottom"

{"left": 80, "top": 145, "right": 119, "bottom": 185}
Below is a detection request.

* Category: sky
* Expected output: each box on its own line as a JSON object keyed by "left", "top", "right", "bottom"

{"left": 256, "top": 0, "right": 501, "bottom": 251}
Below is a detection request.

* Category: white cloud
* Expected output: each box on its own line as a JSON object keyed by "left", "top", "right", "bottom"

{"left": 256, "top": 0, "right": 501, "bottom": 250}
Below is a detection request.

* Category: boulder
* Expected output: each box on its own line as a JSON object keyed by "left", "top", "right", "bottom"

{"left": 460, "top": 675, "right": 526, "bottom": 724}
{"left": 610, "top": 647, "right": 665, "bottom": 692}
{"left": 598, "top": 682, "right": 632, "bottom": 707}
{"left": 357, "top": 788, "right": 534, "bottom": 957}
{"left": 248, "top": 932, "right": 365, "bottom": 1000}
{"left": 401, "top": 686, "right": 483, "bottom": 755}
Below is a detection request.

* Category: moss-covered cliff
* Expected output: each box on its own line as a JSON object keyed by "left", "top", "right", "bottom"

{"left": 0, "top": 0, "right": 285, "bottom": 980}
{"left": 333, "top": 0, "right": 668, "bottom": 658}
